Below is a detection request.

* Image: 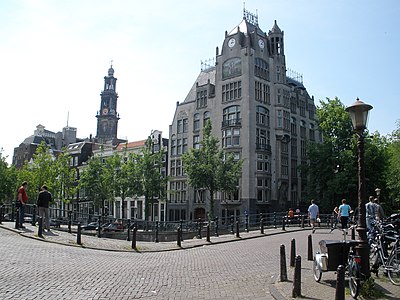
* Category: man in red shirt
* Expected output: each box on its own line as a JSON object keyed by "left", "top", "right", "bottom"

{"left": 17, "top": 181, "right": 28, "bottom": 228}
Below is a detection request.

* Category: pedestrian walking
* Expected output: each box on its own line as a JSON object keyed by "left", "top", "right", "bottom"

{"left": 338, "top": 199, "right": 352, "bottom": 229}
{"left": 366, "top": 196, "right": 377, "bottom": 232}
{"left": 17, "top": 181, "right": 29, "bottom": 228}
{"left": 374, "top": 198, "right": 385, "bottom": 221}
{"left": 308, "top": 200, "right": 319, "bottom": 233}
{"left": 37, "top": 185, "right": 52, "bottom": 232}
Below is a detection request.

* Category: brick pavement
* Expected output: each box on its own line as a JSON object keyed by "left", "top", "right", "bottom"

{"left": 0, "top": 222, "right": 399, "bottom": 299}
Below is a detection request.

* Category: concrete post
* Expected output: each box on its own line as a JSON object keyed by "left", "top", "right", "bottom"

{"left": 308, "top": 234, "right": 313, "bottom": 261}
{"left": 280, "top": 244, "right": 288, "bottom": 282}
{"left": 290, "top": 238, "right": 296, "bottom": 267}
{"left": 292, "top": 255, "right": 302, "bottom": 298}
{"left": 77, "top": 223, "right": 82, "bottom": 245}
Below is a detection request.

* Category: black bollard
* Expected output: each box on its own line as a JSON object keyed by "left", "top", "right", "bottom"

{"left": 77, "top": 223, "right": 82, "bottom": 245}
{"left": 31, "top": 205, "right": 36, "bottom": 226}
{"left": 290, "top": 238, "right": 296, "bottom": 267}
{"left": 155, "top": 221, "right": 159, "bottom": 243}
{"left": 97, "top": 219, "right": 101, "bottom": 238}
{"left": 11, "top": 202, "right": 15, "bottom": 222}
{"left": 180, "top": 219, "right": 184, "bottom": 241}
{"left": 131, "top": 226, "right": 137, "bottom": 250}
{"left": 308, "top": 234, "right": 313, "bottom": 261}
{"left": 301, "top": 214, "right": 305, "bottom": 228}
{"left": 38, "top": 216, "right": 43, "bottom": 238}
{"left": 0, "top": 205, "right": 3, "bottom": 224}
{"left": 351, "top": 226, "right": 355, "bottom": 240}
{"left": 214, "top": 217, "right": 219, "bottom": 237}
{"left": 230, "top": 215, "right": 234, "bottom": 234}
{"left": 282, "top": 216, "right": 286, "bottom": 231}
{"left": 273, "top": 212, "right": 277, "bottom": 228}
{"left": 245, "top": 213, "right": 249, "bottom": 233}
{"left": 335, "top": 265, "right": 345, "bottom": 300}
{"left": 197, "top": 219, "right": 202, "bottom": 239}
{"left": 68, "top": 210, "right": 72, "bottom": 234}
{"left": 127, "top": 226, "right": 131, "bottom": 242}
{"left": 236, "top": 221, "right": 240, "bottom": 238}
{"left": 260, "top": 218, "right": 264, "bottom": 234}
{"left": 280, "top": 244, "right": 288, "bottom": 282}
{"left": 206, "top": 223, "right": 211, "bottom": 242}
{"left": 177, "top": 226, "right": 182, "bottom": 247}
{"left": 292, "top": 255, "right": 302, "bottom": 298}
{"left": 15, "top": 206, "right": 20, "bottom": 229}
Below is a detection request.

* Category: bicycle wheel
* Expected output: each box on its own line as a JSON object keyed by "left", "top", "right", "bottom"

{"left": 387, "top": 250, "right": 400, "bottom": 285}
{"left": 313, "top": 256, "right": 322, "bottom": 282}
{"left": 369, "top": 243, "right": 380, "bottom": 274}
{"left": 348, "top": 258, "right": 361, "bottom": 299}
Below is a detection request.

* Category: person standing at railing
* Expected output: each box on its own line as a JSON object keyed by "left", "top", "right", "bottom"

{"left": 366, "top": 196, "right": 377, "bottom": 232}
{"left": 337, "top": 198, "right": 352, "bottom": 230}
{"left": 308, "top": 199, "right": 319, "bottom": 233}
{"left": 17, "top": 181, "right": 29, "bottom": 229}
{"left": 37, "top": 185, "right": 52, "bottom": 232}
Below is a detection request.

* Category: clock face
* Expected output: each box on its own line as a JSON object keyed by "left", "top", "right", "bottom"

{"left": 228, "top": 38, "right": 236, "bottom": 48}
{"left": 102, "top": 108, "right": 109, "bottom": 115}
{"left": 258, "top": 39, "right": 265, "bottom": 49}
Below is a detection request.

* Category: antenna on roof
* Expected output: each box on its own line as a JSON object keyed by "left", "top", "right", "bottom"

{"left": 67, "top": 111, "right": 69, "bottom": 127}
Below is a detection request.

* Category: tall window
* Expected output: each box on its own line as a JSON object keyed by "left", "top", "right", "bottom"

{"left": 223, "top": 105, "right": 241, "bottom": 126}
{"left": 203, "top": 111, "right": 210, "bottom": 126}
{"left": 281, "top": 155, "right": 289, "bottom": 177}
{"left": 291, "top": 137, "right": 298, "bottom": 158}
{"left": 283, "top": 111, "right": 290, "bottom": 131}
{"left": 256, "top": 177, "right": 271, "bottom": 202}
{"left": 309, "top": 123, "right": 315, "bottom": 141}
{"left": 222, "top": 128, "right": 240, "bottom": 148}
{"left": 256, "top": 106, "right": 269, "bottom": 126}
{"left": 256, "top": 128, "right": 267, "bottom": 149}
{"left": 182, "top": 138, "right": 188, "bottom": 153}
{"left": 255, "top": 81, "right": 270, "bottom": 104}
{"left": 193, "top": 113, "right": 200, "bottom": 131}
{"left": 222, "top": 81, "right": 242, "bottom": 102}
{"left": 300, "top": 120, "right": 306, "bottom": 138}
{"left": 183, "top": 118, "right": 188, "bottom": 133}
{"left": 196, "top": 90, "right": 207, "bottom": 108}
{"left": 177, "top": 120, "right": 182, "bottom": 133}
{"left": 177, "top": 139, "right": 182, "bottom": 155}
{"left": 291, "top": 117, "right": 297, "bottom": 135}
{"left": 193, "top": 135, "right": 200, "bottom": 149}
{"left": 254, "top": 58, "right": 269, "bottom": 81}
{"left": 277, "top": 110, "right": 283, "bottom": 128}
{"left": 170, "top": 135, "right": 176, "bottom": 156}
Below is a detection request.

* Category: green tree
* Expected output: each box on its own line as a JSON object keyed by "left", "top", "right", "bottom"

{"left": 107, "top": 151, "right": 142, "bottom": 218}
{"left": 79, "top": 154, "right": 113, "bottom": 216}
{"left": 0, "top": 149, "right": 17, "bottom": 203}
{"left": 182, "top": 121, "right": 243, "bottom": 219}
{"left": 53, "top": 148, "right": 77, "bottom": 204}
{"left": 386, "top": 120, "right": 400, "bottom": 209}
{"left": 137, "top": 137, "right": 167, "bottom": 221}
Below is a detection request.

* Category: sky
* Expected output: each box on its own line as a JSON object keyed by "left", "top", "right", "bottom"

{"left": 1, "top": 0, "right": 399, "bottom": 164}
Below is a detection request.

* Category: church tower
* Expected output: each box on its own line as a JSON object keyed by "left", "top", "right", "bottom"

{"left": 96, "top": 64, "right": 120, "bottom": 144}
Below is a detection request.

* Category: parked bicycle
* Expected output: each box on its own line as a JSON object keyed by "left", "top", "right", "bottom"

{"left": 369, "top": 216, "right": 400, "bottom": 285}
{"left": 313, "top": 228, "right": 364, "bottom": 298}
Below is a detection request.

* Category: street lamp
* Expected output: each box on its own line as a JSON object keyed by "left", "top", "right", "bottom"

{"left": 375, "top": 187, "right": 381, "bottom": 200}
{"left": 345, "top": 98, "right": 373, "bottom": 278}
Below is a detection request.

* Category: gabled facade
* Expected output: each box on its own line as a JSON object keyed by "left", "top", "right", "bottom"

{"left": 167, "top": 9, "right": 320, "bottom": 221}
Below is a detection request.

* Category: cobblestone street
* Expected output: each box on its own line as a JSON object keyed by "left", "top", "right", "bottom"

{"left": 1, "top": 226, "right": 399, "bottom": 299}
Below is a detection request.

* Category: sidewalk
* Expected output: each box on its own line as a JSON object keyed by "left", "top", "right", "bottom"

{"left": 1, "top": 221, "right": 399, "bottom": 299}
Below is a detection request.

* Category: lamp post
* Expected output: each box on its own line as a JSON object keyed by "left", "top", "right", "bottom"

{"left": 345, "top": 98, "right": 373, "bottom": 278}
{"left": 375, "top": 187, "right": 381, "bottom": 200}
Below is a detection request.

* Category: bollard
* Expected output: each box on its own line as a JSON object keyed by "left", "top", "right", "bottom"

{"left": 230, "top": 215, "right": 234, "bottom": 234}
{"left": 260, "top": 218, "right": 264, "bottom": 234}
{"left": 38, "top": 216, "right": 43, "bottom": 238}
{"left": 280, "top": 244, "right": 288, "bottom": 282}
{"left": 245, "top": 213, "right": 249, "bottom": 233}
{"left": 131, "top": 226, "right": 137, "bottom": 250}
{"left": 351, "top": 226, "right": 355, "bottom": 240}
{"left": 77, "top": 223, "right": 82, "bottom": 245}
{"left": 273, "top": 212, "right": 277, "bottom": 228}
{"left": 180, "top": 219, "right": 184, "bottom": 241}
{"left": 197, "top": 219, "right": 202, "bottom": 239}
{"left": 97, "top": 219, "right": 102, "bottom": 238}
{"left": 335, "top": 265, "right": 345, "bottom": 300}
{"left": 155, "top": 221, "right": 159, "bottom": 243}
{"left": 11, "top": 202, "right": 15, "bottom": 222}
{"left": 236, "top": 220, "right": 240, "bottom": 238}
{"left": 68, "top": 210, "right": 72, "bottom": 234}
{"left": 282, "top": 216, "right": 286, "bottom": 231}
{"left": 15, "top": 206, "right": 20, "bottom": 229}
{"left": 308, "top": 234, "right": 313, "bottom": 261}
{"left": 31, "top": 205, "right": 36, "bottom": 226}
{"left": 0, "top": 205, "right": 3, "bottom": 224}
{"left": 177, "top": 226, "right": 182, "bottom": 247}
{"left": 292, "top": 255, "right": 302, "bottom": 298}
{"left": 290, "top": 238, "right": 296, "bottom": 267}
{"left": 301, "top": 214, "right": 305, "bottom": 228}
{"left": 214, "top": 217, "right": 219, "bottom": 237}
{"left": 206, "top": 223, "right": 211, "bottom": 242}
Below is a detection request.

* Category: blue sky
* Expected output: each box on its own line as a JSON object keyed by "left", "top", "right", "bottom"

{"left": 1, "top": 0, "right": 399, "bottom": 164}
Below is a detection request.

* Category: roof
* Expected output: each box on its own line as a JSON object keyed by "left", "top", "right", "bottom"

{"left": 183, "top": 67, "right": 216, "bottom": 103}
{"left": 116, "top": 139, "right": 147, "bottom": 150}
